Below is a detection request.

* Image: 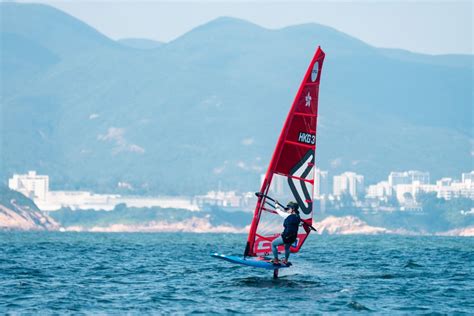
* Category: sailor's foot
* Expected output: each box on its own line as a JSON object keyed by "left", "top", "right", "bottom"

{"left": 281, "top": 259, "right": 292, "bottom": 266}
{"left": 270, "top": 258, "right": 280, "bottom": 265}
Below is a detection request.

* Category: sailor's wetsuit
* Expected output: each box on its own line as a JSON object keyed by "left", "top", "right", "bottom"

{"left": 271, "top": 206, "right": 300, "bottom": 261}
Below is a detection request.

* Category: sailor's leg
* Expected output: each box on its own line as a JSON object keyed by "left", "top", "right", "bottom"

{"left": 284, "top": 243, "right": 291, "bottom": 261}
{"left": 271, "top": 237, "right": 284, "bottom": 259}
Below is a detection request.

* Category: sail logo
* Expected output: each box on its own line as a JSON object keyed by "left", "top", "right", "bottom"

{"left": 298, "top": 132, "right": 315, "bottom": 145}
{"left": 311, "top": 61, "right": 319, "bottom": 82}
{"left": 288, "top": 150, "right": 314, "bottom": 216}
{"left": 255, "top": 238, "right": 272, "bottom": 255}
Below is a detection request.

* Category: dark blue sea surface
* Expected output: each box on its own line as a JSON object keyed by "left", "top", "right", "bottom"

{"left": 0, "top": 233, "right": 473, "bottom": 313}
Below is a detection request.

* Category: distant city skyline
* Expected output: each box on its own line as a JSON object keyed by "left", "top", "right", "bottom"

{"left": 15, "top": 0, "right": 473, "bottom": 55}
{"left": 7, "top": 169, "right": 473, "bottom": 212}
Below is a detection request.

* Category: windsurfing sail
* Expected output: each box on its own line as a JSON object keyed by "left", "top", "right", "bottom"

{"left": 245, "top": 47, "right": 325, "bottom": 257}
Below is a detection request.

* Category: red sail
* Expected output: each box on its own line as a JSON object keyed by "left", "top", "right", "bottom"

{"left": 245, "top": 47, "right": 325, "bottom": 257}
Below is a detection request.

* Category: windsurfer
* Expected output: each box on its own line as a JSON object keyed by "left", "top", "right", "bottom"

{"left": 270, "top": 201, "right": 300, "bottom": 265}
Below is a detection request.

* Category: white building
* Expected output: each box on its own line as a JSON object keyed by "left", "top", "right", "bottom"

{"left": 389, "top": 171, "right": 431, "bottom": 204}
{"left": 333, "top": 175, "right": 347, "bottom": 197}
{"left": 395, "top": 181, "right": 437, "bottom": 204}
{"left": 41, "top": 191, "right": 120, "bottom": 211}
{"left": 461, "top": 173, "right": 474, "bottom": 199}
{"left": 389, "top": 172, "right": 411, "bottom": 186}
{"left": 333, "top": 172, "right": 364, "bottom": 199}
{"left": 392, "top": 171, "right": 474, "bottom": 203}
{"left": 8, "top": 171, "right": 199, "bottom": 211}
{"left": 194, "top": 191, "right": 242, "bottom": 208}
{"left": 8, "top": 171, "right": 49, "bottom": 200}
{"left": 436, "top": 178, "right": 454, "bottom": 200}
{"left": 366, "top": 181, "right": 392, "bottom": 200}
{"left": 314, "top": 169, "right": 329, "bottom": 198}
{"left": 462, "top": 171, "right": 474, "bottom": 182}
{"left": 436, "top": 174, "right": 474, "bottom": 200}
{"left": 411, "top": 171, "right": 430, "bottom": 184}
{"left": 388, "top": 170, "right": 430, "bottom": 187}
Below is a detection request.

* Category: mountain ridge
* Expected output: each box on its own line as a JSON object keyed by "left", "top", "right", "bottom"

{"left": 0, "top": 2, "right": 120, "bottom": 57}
{"left": 118, "top": 38, "right": 164, "bottom": 50}
{"left": 1, "top": 3, "right": 472, "bottom": 195}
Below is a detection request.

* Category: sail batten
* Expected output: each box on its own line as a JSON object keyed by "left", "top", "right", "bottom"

{"left": 294, "top": 112, "right": 317, "bottom": 117}
{"left": 245, "top": 47, "right": 326, "bottom": 258}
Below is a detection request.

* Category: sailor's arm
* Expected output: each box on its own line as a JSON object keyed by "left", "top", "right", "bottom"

{"left": 274, "top": 202, "right": 289, "bottom": 219}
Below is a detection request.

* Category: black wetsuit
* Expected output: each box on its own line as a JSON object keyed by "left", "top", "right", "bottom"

{"left": 282, "top": 214, "right": 300, "bottom": 244}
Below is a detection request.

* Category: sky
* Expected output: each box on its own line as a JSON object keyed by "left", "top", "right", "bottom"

{"left": 13, "top": 1, "right": 474, "bottom": 55}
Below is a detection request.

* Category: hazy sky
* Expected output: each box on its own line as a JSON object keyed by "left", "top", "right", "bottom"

{"left": 17, "top": 1, "right": 474, "bottom": 54}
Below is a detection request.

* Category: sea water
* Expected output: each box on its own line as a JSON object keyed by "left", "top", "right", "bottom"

{"left": 1, "top": 232, "right": 473, "bottom": 313}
